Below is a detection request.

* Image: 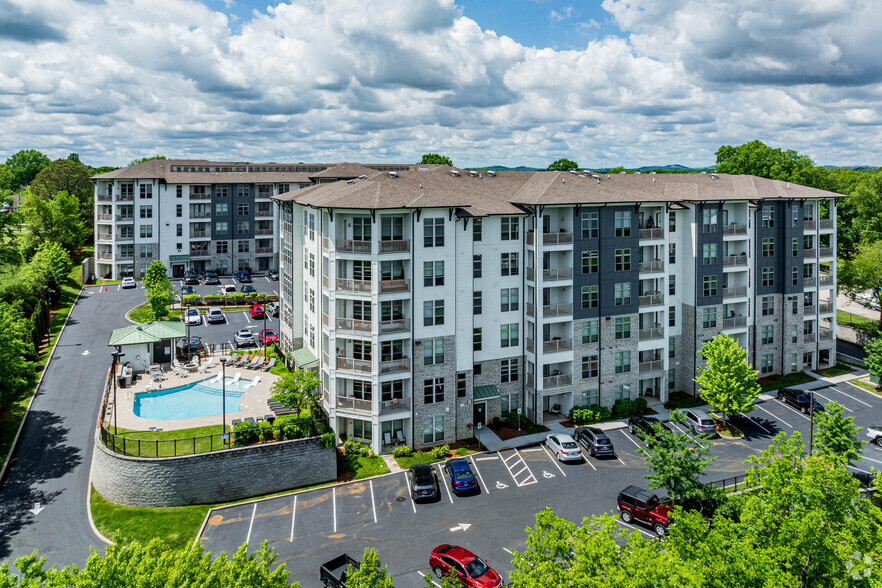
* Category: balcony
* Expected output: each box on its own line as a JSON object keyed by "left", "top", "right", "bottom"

{"left": 722, "top": 255, "right": 748, "bottom": 267}
{"left": 322, "top": 236, "right": 332, "bottom": 251}
{"left": 336, "top": 239, "right": 371, "bottom": 254}
{"left": 256, "top": 192, "right": 273, "bottom": 201}
{"left": 115, "top": 252, "right": 134, "bottom": 260}
{"left": 639, "top": 228, "right": 664, "bottom": 240}
{"left": 819, "top": 247, "right": 833, "bottom": 258}
{"left": 542, "top": 232, "right": 573, "bottom": 246}
{"left": 379, "top": 279, "right": 409, "bottom": 294}
{"left": 116, "top": 234, "right": 134, "bottom": 242}
{"left": 527, "top": 231, "right": 534, "bottom": 246}
{"left": 97, "top": 193, "right": 112, "bottom": 202}
{"left": 190, "top": 250, "right": 211, "bottom": 259}
{"left": 336, "top": 396, "right": 372, "bottom": 413}
{"left": 803, "top": 304, "right": 816, "bottom": 315}
{"left": 526, "top": 303, "right": 535, "bottom": 317}
{"left": 336, "top": 318, "right": 372, "bottom": 333}
{"left": 190, "top": 212, "right": 211, "bottom": 219}
{"left": 639, "top": 260, "right": 664, "bottom": 273}
{"left": 189, "top": 193, "right": 210, "bottom": 200}
{"left": 639, "top": 360, "right": 664, "bottom": 373}
{"left": 723, "top": 316, "right": 747, "bottom": 329}
{"left": 380, "top": 358, "right": 410, "bottom": 374}
{"left": 336, "top": 278, "right": 372, "bottom": 294}
{"left": 322, "top": 313, "right": 329, "bottom": 327}
{"left": 804, "top": 332, "right": 816, "bottom": 343}
{"left": 819, "top": 302, "right": 833, "bottom": 314}
{"left": 819, "top": 219, "right": 834, "bottom": 229}
{"left": 191, "top": 230, "right": 208, "bottom": 238}
{"left": 379, "top": 240, "right": 410, "bottom": 253}
{"left": 543, "top": 373, "right": 572, "bottom": 389}
{"left": 115, "top": 215, "right": 134, "bottom": 222}
{"left": 819, "top": 274, "right": 833, "bottom": 286}
{"left": 255, "top": 228, "right": 273, "bottom": 236}
{"left": 97, "top": 233, "right": 113, "bottom": 242}
{"left": 803, "top": 220, "right": 816, "bottom": 230}
{"left": 97, "top": 214, "right": 113, "bottom": 222}
{"left": 723, "top": 286, "right": 748, "bottom": 298}
{"left": 380, "top": 397, "right": 411, "bottom": 414}
{"left": 115, "top": 194, "right": 133, "bottom": 202}
{"left": 97, "top": 252, "right": 113, "bottom": 261}
{"left": 819, "top": 329, "right": 833, "bottom": 341}
{"left": 336, "top": 357, "right": 372, "bottom": 373}
{"left": 639, "top": 293, "right": 663, "bottom": 306}
{"left": 526, "top": 338, "right": 535, "bottom": 354}
{"left": 803, "top": 248, "right": 816, "bottom": 259}
{"left": 542, "top": 268, "right": 573, "bottom": 281}
{"left": 542, "top": 338, "right": 573, "bottom": 353}
{"left": 723, "top": 224, "right": 748, "bottom": 236}
{"left": 380, "top": 319, "right": 410, "bottom": 334}
{"left": 543, "top": 303, "right": 573, "bottom": 317}
{"left": 638, "top": 327, "right": 664, "bottom": 341}
{"left": 255, "top": 209, "right": 274, "bottom": 218}
{"left": 255, "top": 246, "right": 273, "bottom": 254}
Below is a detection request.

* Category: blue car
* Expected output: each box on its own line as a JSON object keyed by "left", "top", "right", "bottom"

{"left": 444, "top": 458, "right": 478, "bottom": 495}
{"left": 236, "top": 271, "right": 252, "bottom": 283}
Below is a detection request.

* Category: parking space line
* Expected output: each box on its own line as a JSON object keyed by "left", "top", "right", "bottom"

{"left": 245, "top": 503, "right": 256, "bottom": 545}
{"left": 672, "top": 422, "right": 688, "bottom": 435}
{"left": 405, "top": 472, "right": 416, "bottom": 513}
{"left": 289, "top": 496, "right": 296, "bottom": 542}
{"left": 776, "top": 401, "right": 811, "bottom": 421}
{"left": 582, "top": 453, "right": 597, "bottom": 470}
{"left": 860, "top": 454, "right": 882, "bottom": 466}
{"left": 619, "top": 429, "right": 642, "bottom": 449}
{"left": 369, "top": 480, "right": 378, "bottom": 523}
{"left": 813, "top": 391, "right": 853, "bottom": 411}
{"left": 755, "top": 404, "right": 792, "bottom": 428}
{"left": 740, "top": 412, "right": 773, "bottom": 435}
{"left": 615, "top": 518, "right": 656, "bottom": 539}
{"left": 513, "top": 448, "right": 537, "bottom": 486}
{"left": 436, "top": 463, "right": 454, "bottom": 503}
{"left": 468, "top": 456, "right": 489, "bottom": 494}
{"left": 502, "top": 547, "right": 513, "bottom": 554}
{"left": 540, "top": 444, "right": 567, "bottom": 477}
{"left": 835, "top": 384, "right": 873, "bottom": 407}
{"left": 849, "top": 465, "right": 874, "bottom": 475}
{"left": 333, "top": 488, "right": 337, "bottom": 533}
{"left": 416, "top": 571, "right": 442, "bottom": 587}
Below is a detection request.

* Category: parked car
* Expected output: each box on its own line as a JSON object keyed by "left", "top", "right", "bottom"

{"left": 177, "top": 337, "right": 205, "bottom": 354}
{"left": 204, "top": 271, "right": 220, "bottom": 285}
{"left": 206, "top": 306, "right": 225, "bottom": 324}
{"left": 120, "top": 277, "right": 137, "bottom": 289}
{"left": 628, "top": 416, "right": 671, "bottom": 443}
{"left": 574, "top": 426, "right": 615, "bottom": 457}
{"left": 778, "top": 387, "right": 824, "bottom": 414}
{"left": 265, "top": 301, "right": 279, "bottom": 317}
{"left": 683, "top": 409, "right": 718, "bottom": 436}
{"left": 183, "top": 271, "right": 199, "bottom": 285}
{"left": 429, "top": 545, "right": 503, "bottom": 588}
{"left": 269, "top": 269, "right": 279, "bottom": 280}
{"left": 866, "top": 425, "right": 882, "bottom": 448}
{"left": 181, "top": 286, "right": 196, "bottom": 296}
{"left": 219, "top": 284, "right": 237, "bottom": 295}
{"left": 408, "top": 464, "right": 440, "bottom": 502}
{"left": 444, "top": 458, "right": 478, "bottom": 495}
{"left": 250, "top": 303, "right": 265, "bottom": 319}
{"left": 235, "top": 329, "right": 256, "bottom": 347}
{"left": 545, "top": 433, "right": 583, "bottom": 462}
{"left": 319, "top": 554, "right": 361, "bottom": 588}
{"left": 258, "top": 329, "right": 278, "bottom": 346}
{"left": 242, "top": 285, "right": 256, "bottom": 294}
{"left": 182, "top": 307, "right": 202, "bottom": 326}
{"left": 617, "top": 485, "right": 672, "bottom": 536}
{"left": 236, "top": 271, "right": 252, "bottom": 283}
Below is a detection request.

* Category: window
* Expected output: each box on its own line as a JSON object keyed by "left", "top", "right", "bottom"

{"left": 139, "top": 225, "right": 153, "bottom": 238}
{"left": 423, "top": 378, "right": 444, "bottom": 404}
{"left": 474, "top": 363, "right": 482, "bottom": 376}
{"left": 423, "top": 415, "right": 444, "bottom": 444}
{"left": 668, "top": 369, "right": 676, "bottom": 391}
{"left": 352, "top": 217, "right": 371, "bottom": 241}
{"left": 424, "top": 300, "right": 444, "bottom": 326}
{"left": 669, "top": 211, "right": 676, "bottom": 232}
{"left": 803, "top": 263, "right": 814, "bottom": 279}
{"left": 702, "top": 307, "right": 717, "bottom": 328}
{"left": 501, "top": 217, "right": 519, "bottom": 240}
{"left": 669, "top": 243, "right": 676, "bottom": 265}
{"left": 669, "top": 337, "right": 675, "bottom": 359}
{"left": 792, "top": 266, "right": 799, "bottom": 286}
{"left": 669, "top": 275, "right": 676, "bottom": 296}
{"left": 703, "top": 275, "right": 718, "bottom": 297}
{"left": 473, "top": 218, "right": 482, "bottom": 241}
{"left": 615, "top": 351, "right": 631, "bottom": 374}
{"left": 702, "top": 208, "right": 717, "bottom": 233}
{"left": 473, "top": 328, "right": 482, "bottom": 351}
{"left": 352, "top": 380, "right": 372, "bottom": 400}
{"left": 702, "top": 243, "right": 718, "bottom": 265}
{"left": 501, "top": 323, "right": 519, "bottom": 347}
{"left": 176, "top": 224, "right": 182, "bottom": 237}
{"left": 352, "top": 300, "right": 371, "bottom": 320}
{"left": 582, "top": 319, "right": 599, "bottom": 343}
{"left": 501, "top": 394, "right": 520, "bottom": 416}
{"left": 139, "top": 184, "right": 152, "bottom": 199}
{"left": 424, "top": 338, "right": 445, "bottom": 366}
{"left": 216, "top": 202, "right": 228, "bottom": 215}
{"left": 793, "top": 238, "right": 799, "bottom": 257}
{"left": 614, "top": 211, "right": 631, "bottom": 237}
{"left": 761, "top": 325, "right": 774, "bottom": 345}
{"left": 669, "top": 305, "right": 676, "bottom": 327}
{"left": 424, "top": 218, "right": 444, "bottom": 247}
{"left": 614, "top": 282, "right": 632, "bottom": 306}
{"left": 237, "top": 221, "right": 249, "bottom": 235}
{"left": 501, "top": 252, "right": 519, "bottom": 276}
{"left": 762, "top": 205, "right": 775, "bottom": 228}
{"left": 792, "top": 205, "right": 800, "bottom": 227}
{"left": 580, "top": 389, "right": 600, "bottom": 407}
{"left": 457, "top": 373, "right": 467, "bottom": 398}
{"left": 581, "top": 211, "right": 599, "bottom": 239}
{"left": 237, "top": 202, "right": 250, "bottom": 216}
{"left": 792, "top": 298, "right": 798, "bottom": 315}
{"left": 615, "top": 317, "right": 631, "bottom": 339}
{"left": 762, "top": 267, "right": 775, "bottom": 287}
{"left": 238, "top": 241, "right": 249, "bottom": 253}
{"left": 581, "top": 285, "right": 599, "bottom": 309}
{"left": 216, "top": 241, "right": 228, "bottom": 254}
{"left": 473, "top": 255, "right": 482, "bottom": 278}
{"left": 791, "top": 352, "right": 799, "bottom": 373}
{"left": 176, "top": 243, "right": 182, "bottom": 251}
{"left": 761, "top": 296, "right": 774, "bottom": 316}
{"left": 762, "top": 238, "right": 775, "bottom": 258}
{"left": 381, "top": 216, "right": 403, "bottom": 241}
{"left": 139, "top": 205, "right": 152, "bottom": 219}
{"left": 176, "top": 185, "right": 182, "bottom": 198}
{"left": 473, "top": 291, "right": 482, "bottom": 315}
{"left": 381, "top": 380, "right": 403, "bottom": 402}
{"left": 139, "top": 244, "right": 153, "bottom": 258}
{"left": 501, "top": 358, "right": 519, "bottom": 383}
{"left": 423, "top": 261, "right": 444, "bottom": 287}
{"left": 581, "top": 355, "right": 599, "bottom": 378}
{"left": 582, "top": 251, "right": 599, "bottom": 274}
{"left": 760, "top": 354, "right": 774, "bottom": 374}
{"left": 615, "top": 384, "right": 630, "bottom": 402}
{"left": 501, "top": 288, "right": 519, "bottom": 312}
{"left": 215, "top": 185, "right": 227, "bottom": 198}
{"left": 615, "top": 248, "right": 632, "bottom": 271}
{"left": 791, "top": 324, "right": 798, "bottom": 343}
{"left": 176, "top": 204, "right": 182, "bottom": 218}
{"left": 352, "top": 419, "right": 372, "bottom": 441}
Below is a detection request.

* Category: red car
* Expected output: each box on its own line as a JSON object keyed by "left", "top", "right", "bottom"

{"left": 258, "top": 329, "right": 278, "bottom": 346}
{"left": 429, "top": 545, "right": 503, "bottom": 587}
{"left": 250, "top": 303, "right": 265, "bottom": 319}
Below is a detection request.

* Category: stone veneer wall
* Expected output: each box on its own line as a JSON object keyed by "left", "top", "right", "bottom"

{"left": 92, "top": 430, "right": 336, "bottom": 507}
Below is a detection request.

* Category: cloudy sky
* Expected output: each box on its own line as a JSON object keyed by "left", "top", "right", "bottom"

{"left": 1, "top": 0, "right": 880, "bottom": 169}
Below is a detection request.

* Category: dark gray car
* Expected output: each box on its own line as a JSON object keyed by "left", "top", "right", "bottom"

{"left": 683, "top": 409, "right": 717, "bottom": 436}
{"left": 574, "top": 426, "right": 615, "bottom": 457}
{"left": 408, "top": 464, "right": 440, "bottom": 502}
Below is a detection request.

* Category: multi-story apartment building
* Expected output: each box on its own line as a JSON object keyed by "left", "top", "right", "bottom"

{"left": 275, "top": 168, "right": 840, "bottom": 454}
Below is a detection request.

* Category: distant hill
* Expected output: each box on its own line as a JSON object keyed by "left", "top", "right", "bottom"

{"left": 478, "top": 165, "right": 543, "bottom": 171}
{"left": 474, "top": 164, "right": 715, "bottom": 173}
{"left": 823, "top": 165, "right": 878, "bottom": 172}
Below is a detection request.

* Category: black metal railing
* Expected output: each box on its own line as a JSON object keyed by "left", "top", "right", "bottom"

{"left": 707, "top": 474, "right": 747, "bottom": 492}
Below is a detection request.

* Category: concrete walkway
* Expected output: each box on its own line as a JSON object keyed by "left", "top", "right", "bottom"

{"left": 837, "top": 293, "right": 881, "bottom": 322}
{"left": 381, "top": 454, "right": 403, "bottom": 473}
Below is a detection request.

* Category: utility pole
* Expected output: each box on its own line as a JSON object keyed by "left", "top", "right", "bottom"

{"left": 809, "top": 388, "right": 815, "bottom": 457}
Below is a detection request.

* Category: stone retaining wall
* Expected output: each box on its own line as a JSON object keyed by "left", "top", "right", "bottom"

{"left": 92, "top": 430, "right": 336, "bottom": 507}
{"left": 838, "top": 324, "right": 873, "bottom": 347}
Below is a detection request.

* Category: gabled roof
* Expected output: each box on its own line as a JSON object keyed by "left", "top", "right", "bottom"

{"left": 108, "top": 321, "right": 187, "bottom": 347}
{"left": 308, "top": 163, "right": 384, "bottom": 179}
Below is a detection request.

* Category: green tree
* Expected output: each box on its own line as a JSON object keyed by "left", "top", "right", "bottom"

{"left": 128, "top": 154, "right": 168, "bottom": 167}
{"left": 838, "top": 240, "right": 882, "bottom": 331}
{"left": 865, "top": 337, "right": 882, "bottom": 380}
{"left": 31, "top": 158, "right": 94, "bottom": 225}
{"left": 714, "top": 140, "right": 813, "bottom": 180}
{"left": 0, "top": 164, "right": 14, "bottom": 192}
{"left": 635, "top": 410, "right": 717, "bottom": 503}
{"left": 344, "top": 548, "right": 394, "bottom": 588}
{"left": 142, "top": 261, "right": 174, "bottom": 321}
{"left": 5, "top": 149, "right": 51, "bottom": 188}
{"left": 695, "top": 333, "right": 761, "bottom": 428}
{"left": 420, "top": 153, "right": 453, "bottom": 166}
{"left": 846, "top": 169, "right": 882, "bottom": 248}
{"left": 270, "top": 369, "right": 321, "bottom": 416}
{"left": 813, "top": 400, "right": 864, "bottom": 465}
{"left": 29, "top": 242, "right": 72, "bottom": 287}
{"left": 0, "top": 304, "right": 35, "bottom": 409}
{"left": 546, "top": 158, "right": 579, "bottom": 171}
{"left": 17, "top": 189, "right": 86, "bottom": 256}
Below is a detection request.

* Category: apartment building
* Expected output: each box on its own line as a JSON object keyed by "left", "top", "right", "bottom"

{"left": 276, "top": 168, "right": 840, "bottom": 454}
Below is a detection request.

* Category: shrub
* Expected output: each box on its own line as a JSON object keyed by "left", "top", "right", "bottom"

{"left": 392, "top": 444, "right": 413, "bottom": 458}
{"left": 611, "top": 398, "right": 647, "bottom": 419}
{"left": 321, "top": 431, "right": 336, "bottom": 449}
{"left": 455, "top": 447, "right": 472, "bottom": 456}
{"left": 257, "top": 420, "right": 273, "bottom": 443}
{"left": 343, "top": 438, "right": 373, "bottom": 457}
{"left": 232, "top": 421, "right": 257, "bottom": 447}
{"left": 430, "top": 444, "right": 450, "bottom": 459}
{"left": 571, "top": 405, "right": 612, "bottom": 424}
{"left": 181, "top": 294, "right": 202, "bottom": 305}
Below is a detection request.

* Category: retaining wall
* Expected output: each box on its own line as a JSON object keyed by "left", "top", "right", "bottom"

{"left": 92, "top": 430, "right": 336, "bottom": 507}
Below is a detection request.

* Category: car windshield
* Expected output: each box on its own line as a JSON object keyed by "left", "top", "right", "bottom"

{"left": 263, "top": 330, "right": 275, "bottom": 336}
{"left": 464, "top": 558, "right": 489, "bottom": 579}
{"left": 646, "top": 495, "right": 660, "bottom": 509}
{"left": 453, "top": 470, "right": 473, "bottom": 481}
{"left": 700, "top": 420, "right": 715, "bottom": 427}
{"left": 187, "top": 309, "right": 198, "bottom": 315}
{"left": 562, "top": 441, "right": 578, "bottom": 450}
{"left": 797, "top": 394, "right": 810, "bottom": 403}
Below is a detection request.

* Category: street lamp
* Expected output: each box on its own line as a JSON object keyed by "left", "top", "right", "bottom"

{"left": 185, "top": 303, "right": 192, "bottom": 361}
{"left": 220, "top": 358, "right": 228, "bottom": 444}
{"left": 111, "top": 349, "right": 125, "bottom": 434}
{"left": 809, "top": 388, "right": 815, "bottom": 457}
{"left": 262, "top": 296, "right": 268, "bottom": 360}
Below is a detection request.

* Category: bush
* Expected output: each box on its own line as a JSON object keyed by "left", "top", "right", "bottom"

{"left": 181, "top": 294, "right": 202, "bottom": 305}
{"left": 392, "top": 444, "right": 413, "bottom": 458}
{"left": 343, "top": 438, "right": 373, "bottom": 457}
{"left": 611, "top": 398, "right": 647, "bottom": 419}
{"left": 571, "top": 405, "right": 612, "bottom": 424}
{"left": 321, "top": 431, "right": 336, "bottom": 449}
{"left": 430, "top": 444, "right": 450, "bottom": 459}
{"left": 232, "top": 421, "right": 257, "bottom": 447}
{"left": 257, "top": 420, "right": 273, "bottom": 443}
{"left": 455, "top": 447, "right": 472, "bottom": 456}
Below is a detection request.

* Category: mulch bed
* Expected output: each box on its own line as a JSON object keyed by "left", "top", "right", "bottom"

{"left": 488, "top": 423, "right": 550, "bottom": 441}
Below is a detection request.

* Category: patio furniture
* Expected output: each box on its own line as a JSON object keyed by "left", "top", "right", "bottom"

{"left": 550, "top": 403, "right": 561, "bottom": 415}
{"left": 393, "top": 432, "right": 405, "bottom": 445}
{"left": 247, "top": 357, "right": 266, "bottom": 369}
{"left": 264, "top": 415, "right": 275, "bottom": 423}
{"left": 197, "top": 357, "right": 214, "bottom": 373}
{"left": 231, "top": 419, "right": 242, "bottom": 427}
{"left": 245, "top": 417, "right": 257, "bottom": 426}
{"left": 384, "top": 432, "right": 393, "bottom": 446}
{"left": 260, "top": 357, "right": 277, "bottom": 371}
{"left": 234, "top": 354, "right": 252, "bottom": 367}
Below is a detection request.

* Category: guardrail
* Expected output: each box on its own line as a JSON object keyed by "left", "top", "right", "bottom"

{"left": 639, "top": 327, "right": 664, "bottom": 341}
{"left": 639, "top": 228, "right": 664, "bottom": 240}
{"left": 543, "top": 232, "right": 573, "bottom": 245}
{"left": 723, "top": 224, "right": 747, "bottom": 235}
{"left": 723, "top": 286, "right": 748, "bottom": 298}
{"left": 722, "top": 255, "right": 748, "bottom": 267}
{"left": 379, "top": 240, "right": 410, "bottom": 253}
{"left": 723, "top": 316, "right": 747, "bottom": 329}
{"left": 639, "top": 260, "right": 664, "bottom": 273}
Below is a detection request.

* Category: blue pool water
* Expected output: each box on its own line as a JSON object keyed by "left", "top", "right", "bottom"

{"left": 134, "top": 376, "right": 253, "bottom": 421}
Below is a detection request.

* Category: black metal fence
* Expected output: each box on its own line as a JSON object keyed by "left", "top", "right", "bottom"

{"left": 707, "top": 474, "right": 747, "bottom": 492}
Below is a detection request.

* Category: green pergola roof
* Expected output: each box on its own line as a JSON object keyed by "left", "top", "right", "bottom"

{"left": 474, "top": 384, "right": 500, "bottom": 401}
{"left": 291, "top": 347, "right": 319, "bottom": 369}
{"left": 108, "top": 321, "right": 187, "bottom": 346}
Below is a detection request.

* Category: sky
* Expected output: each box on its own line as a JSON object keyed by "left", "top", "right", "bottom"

{"left": 1, "top": 0, "right": 881, "bottom": 169}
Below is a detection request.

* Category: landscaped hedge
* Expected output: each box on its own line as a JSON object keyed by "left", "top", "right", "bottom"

{"left": 183, "top": 293, "right": 279, "bottom": 307}
{"left": 570, "top": 405, "right": 612, "bottom": 424}
{"left": 611, "top": 397, "right": 648, "bottom": 419}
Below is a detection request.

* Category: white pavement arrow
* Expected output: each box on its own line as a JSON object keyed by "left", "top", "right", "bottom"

{"left": 29, "top": 503, "right": 44, "bottom": 516}
{"left": 81, "top": 350, "right": 91, "bottom": 356}
{"left": 449, "top": 523, "right": 471, "bottom": 533}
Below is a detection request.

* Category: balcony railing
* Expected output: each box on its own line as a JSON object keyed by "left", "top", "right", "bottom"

{"left": 336, "top": 396, "right": 372, "bottom": 413}
{"left": 336, "top": 278, "right": 372, "bottom": 293}
{"left": 543, "top": 303, "right": 573, "bottom": 317}
{"left": 189, "top": 193, "right": 210, "bottom": 200}
{"left": 380, "top": 397, "right": 411, "bottom": 414}
{"left": 380, "top": 319, "right": 410, "bottom": 334}
{"left": 190, "top": 212, "right": 211, "bottom": 219}
{"left": 639, "top": 293, "right": 663, "bottom": 306}
{"left": 819, "top": 219, "right": 834, "bottom": 229}
{"left": 97, "top": 233, "right": 113, "bottom": 242}
{"left": 723, "top": 286, "right": 748, "bottom": 298}
{"left": 543, "top": 373, "right": 572, "bottom": 389}
{"left": 804, "top": 332, "right": 816, "bottom": 343}
{"left": 255, "top": 228, "right": 273, "bottom": 236}
{"left": 803, "top": 248, "right": 816, "bottom": 259}
{"left": 526, "top": 231, "right": 534, "bottom": 246}
{"left": 639, "top": 360, "right": 664, "bottom": 373}
{"left": 723, "top": 316, "right": 747, "bottom": 329}
{"left": 115, "top": 194, "right": 133, "bottom": 202}
{"left": 322, "top": 236, "right": 332, "bottom": 251}
{"left": 723, "top": 255, "right": 748, "bottom": 267}
{"left": 256, "top": 192, "right": 273, "bottom": 200}
{"left": 526, "top": 338, "right": 534, "bottom": 354}
{"left": 322, "top": 388, "right": 330, "bottom": 408}
{"left": 380, "top": 358, "right": 410, "bottom": 374}
{"left": 638, "top": 327, "right": 664, "bottom": 341}
{"left": 97, "top": 193, "right": 112, "bottom": 202}
{"left": 98, "top": 252, "right": 113, "bottom": 261}
{"left": 190, "top": 250, "right": 211, "bottom": 259}
{"left": 639, "top": 228, "right": 664, "bottom": 240}
{"left": 336, "top": 357, "right": 372, "bottom": 373}
{"left": 543, "top": 338, "right": 573, "bottom": 353}
{"left": 542, "top": 232, "right": 573, "bottom": 246}
{"left": 255, "top": 246, "right": 273, "bottom": 254}
{"left": 819, "top": 329, "right": 833, "bottom": 341}
{"left": 803, "top": 219, "right": 816, "bottom": 230}
{"left": 115, "top": 215, "right": 134, "bottom": 222}
{"left": 380, "top": 279, "right": 410, "bottom": 294}
{"left": 116, "top": 234, "right": 134, "bottom": 242}
{"left": 819, "top": 247, "right": 833, "bottom": 258}
{"left": 803, "top": 304, "right": 816, "bottom": 315}
{"left": 542, "top": 268, "right": 573, "bottom": 281}
{"left": 255, "top": 209, "right": 273, "bottom": 218}
{"left": 336, "top": 239, "right": 371, "bottom": 253}
{"left": 819, "top": 302, "right": 833, "bottom": 314}
{"left": 322, "top": 313, "right": 329, "bottom": 327}
{"left": 116, "top": 253, "right": 134, "bottom": 260}
{"left": 336, "top": 318, "right": 372, "bottom": 333}
{"left": 322, "top": 351, "right": 330, "bottom": 366}
{"left": 639, "top": 260, "right": 664, "bottom": 273}
{"left": 379, "top": 240, "right": 410, "bottom": 253}
{"left": 97, "top": 214, "right": 113, "bottom": 222}
{"left": 191, "top": 230, "right": 208, "bottom": 238}
{"left": 526, "top": 267, "right": 535, "bottom": 281}
{"left": 526, "top": 303, "right": 535, "bottom": 317}
{"left": 723, "top": 224, "right": 748, "bottom": 235}
{"left": 819, "top": 274, "right": 833, "bottom": 286}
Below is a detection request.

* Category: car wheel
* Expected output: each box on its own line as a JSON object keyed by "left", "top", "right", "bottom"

{"left": 589, "top": 448, "right": 595, "bottom": 457}
{"left": 621, "top": 510, "right": 633, "bottom": 524}
{"left": 628, "top": 424, "right": 635, "bottom": 433}
{"left": 433, "top": 567, "right": 445, "bottom": 580}
{"left": 802, "top": 406, "right": 809, "bottom": 414}
{"left": 875, "top": 437, "right": 882, "bottom": 448}
{"left": 654, "top": 522, "right": 667, "bottom": 536}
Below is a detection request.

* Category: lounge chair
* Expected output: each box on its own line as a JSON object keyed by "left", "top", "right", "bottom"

{"left": 234, "top": 354, "right": 251, "bottom": 367}
{"left": 393, "top": 432, "right": 405, "bottom": 446}
{"left": 231, "top": 419, "right": 242, "bottom": 427}
{"left": 264, "top": 414, "right": 275, "bottom": 423}
{"left": 246, "top": 356, "right": 265, "bottom": 369}
{"left": 182, "top": 357, "right": 200, "bottom": 371}
{"left": 197, "top": 357, "right": 214, "bottom": 374}
{"left": 172, "top": 366, "right": 189, "bottom": 377}
{"left": 244, "top": 376, "right": 260, "bottom": 390}
{"left": 245, "top": 417, "right": 257, "bottom": 426}
{"left": 260, "top": 357, "right": 277, "bottom": 372}
{"left": 143, "top": 380, "right": 156, "bottom": 392}
{"left": 550, "top": 403, "right": 561, "bottom": 415}
{"left": 231, "top": 372, "right": 241, "bottom": 384}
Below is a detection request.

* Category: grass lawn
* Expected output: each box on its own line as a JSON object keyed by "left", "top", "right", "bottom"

{"left": 129, "top": 302, "right": 253, "bottom": 323}
{"left": 758, "top": 372, "right": 815, "bottom": 393}
{"left": 834, "top": 309, "right": 881, "bottom": 336}
{"left": 812, "top": 363, "right": 855, "bottom": 378}
{"left": 849, "top": 379, "right": 882, "bottom": 396}
{"left": 395, "top": 451, "right": 444, "bottom": 469}
{"left": 105, "top": 424, "right": 231, "bottom": 457}
{"left": 338, "top": 453, "right": 390, "bottom": 481}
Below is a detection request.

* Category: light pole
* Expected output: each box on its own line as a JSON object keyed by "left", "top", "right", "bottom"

{"left": 111, "top": 349, "right": 125, "bottom": 434}
{"left": 809, "top": 388, "right": 815, "bottom": 457}
{"left": 185, "top": 303, "right": 192, "bottom": 361}
{"left": 220, "top": 358, "right": 228, "bottom": 444}
{"left": 262, "top": 296, "right": 268, "bottom": 360}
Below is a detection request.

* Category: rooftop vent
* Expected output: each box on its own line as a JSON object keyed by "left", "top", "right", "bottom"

{"left": 388, "top": 171, "right": 398, "bottom": 178}
{"left": 469, "top": 170, "right": 478, "bottom": 177}
{"left": 591, "top": 174, "right": 600, "bottom": 179}
{"left": 635, "top": 171, "right": 642, "bottom": 174}
{"left": 358, "top": 174, "right": 367, "bottom": 180}
{"left": 700, "top": 171, "right": 707, "bottom": 174}
{"left": 347, "top": 179, "right": 355, "bottom": 185}
{"left": 487, "top": 170, "right": 496, "bottom": 177}
{"left": 650, "top": 171, "right": 656, "bottom": 174}
{"left": 450, "top": 170, "right": 460, "bottom": 177}
{"left": 569, "top": 170, "right": 578, "bottom": 174}
{"left": 619, "top": 171, "right": 627, "bottom": 175}
{"left": 710, "top": 174, "right": 718, "bottom": 180}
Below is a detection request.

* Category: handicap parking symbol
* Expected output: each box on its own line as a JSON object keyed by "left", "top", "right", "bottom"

{"left": 496, "top": 481, "right": 509, "bottom": 489}
{"left": 543, "top": 471, "right": 555, "bottom": 479}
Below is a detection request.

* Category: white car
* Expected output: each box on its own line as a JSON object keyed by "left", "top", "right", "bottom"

{"left": 235, "top": 329, "right": 256, "bottom": 347}
{"left": 121, "top": 277, "right": 137, "bottom": 289}
{"left": 867, "top": 425, "right": 882, "bottom": 448}
{"left": 546, "top": 433, "right": 583, "bottom": 462}
{"left": 219, "top": 285, "right": 237, "bottom": 295}
{"left": 205, "top": 306, "right": 225, "bottom": 324}
{"left": 182, "top": 307, "right": 202, "bottom": 326}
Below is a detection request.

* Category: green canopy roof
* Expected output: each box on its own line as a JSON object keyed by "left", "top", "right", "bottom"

{"left": 108, "top": 321, "right": 187, "bottom": 347}
{"left": 474, "top": 384, "right": 500, "bottom": 400}
{"left": 291, "top": 347, "right": 319, "bottom": 369}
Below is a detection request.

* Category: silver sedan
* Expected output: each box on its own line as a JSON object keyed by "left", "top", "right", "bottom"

{"left": 546, "top": 433, "right": 583, "bottom": 462}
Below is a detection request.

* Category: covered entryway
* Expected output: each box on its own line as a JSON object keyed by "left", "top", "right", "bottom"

{"left": 473, "top": 384, "right": 500, "bottom": 427}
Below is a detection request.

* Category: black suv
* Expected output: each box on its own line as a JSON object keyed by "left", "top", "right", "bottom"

{"left": 407, "top": 464, "right": 440, "bottom": 502}
{"left": 628, "top": 416, "right": 671, "bottom": 443}
{"left": 574, "top": 426, "right": 615, "bottom": 457}
{"left": 183, "top": 271, "right": 199, "bottom": 285}
{"left": 778, "top": 387, "right": 824, "bottom": 414}
{"left": 204, "top": 271, "right": 220, "bottom": 285}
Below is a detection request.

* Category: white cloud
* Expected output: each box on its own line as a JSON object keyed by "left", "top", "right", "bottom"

{"left": 549, "top": 6, "right": 573, "bottom": 24}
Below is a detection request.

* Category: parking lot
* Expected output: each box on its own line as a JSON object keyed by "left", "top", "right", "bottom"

{"left": 198, "top": 380, "right": 882, "bottom": 587}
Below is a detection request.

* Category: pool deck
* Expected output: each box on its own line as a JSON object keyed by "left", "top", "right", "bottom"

{"left": 111, "top": 358, "right": 280, "bottom": 432}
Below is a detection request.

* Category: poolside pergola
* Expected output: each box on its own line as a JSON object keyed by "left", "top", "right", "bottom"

{"left": 108, "top": 321, "right": 187, "bottom": 372}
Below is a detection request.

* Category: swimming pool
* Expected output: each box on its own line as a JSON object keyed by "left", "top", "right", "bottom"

{"left": 134, "top": 376, "right": 254, "bottom": 421}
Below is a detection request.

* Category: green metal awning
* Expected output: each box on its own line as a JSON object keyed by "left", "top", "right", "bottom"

{"left": 291, "top": 347, "right": 319, "bottom": 369}
{"left": 169, "top": 254, "right": 190, "bottom": 262}
{"left": 108, "top": 321, "right": 187, "bottom": 346}
{"left": 474, "top": 384, "right": 500, "bottom": 401}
